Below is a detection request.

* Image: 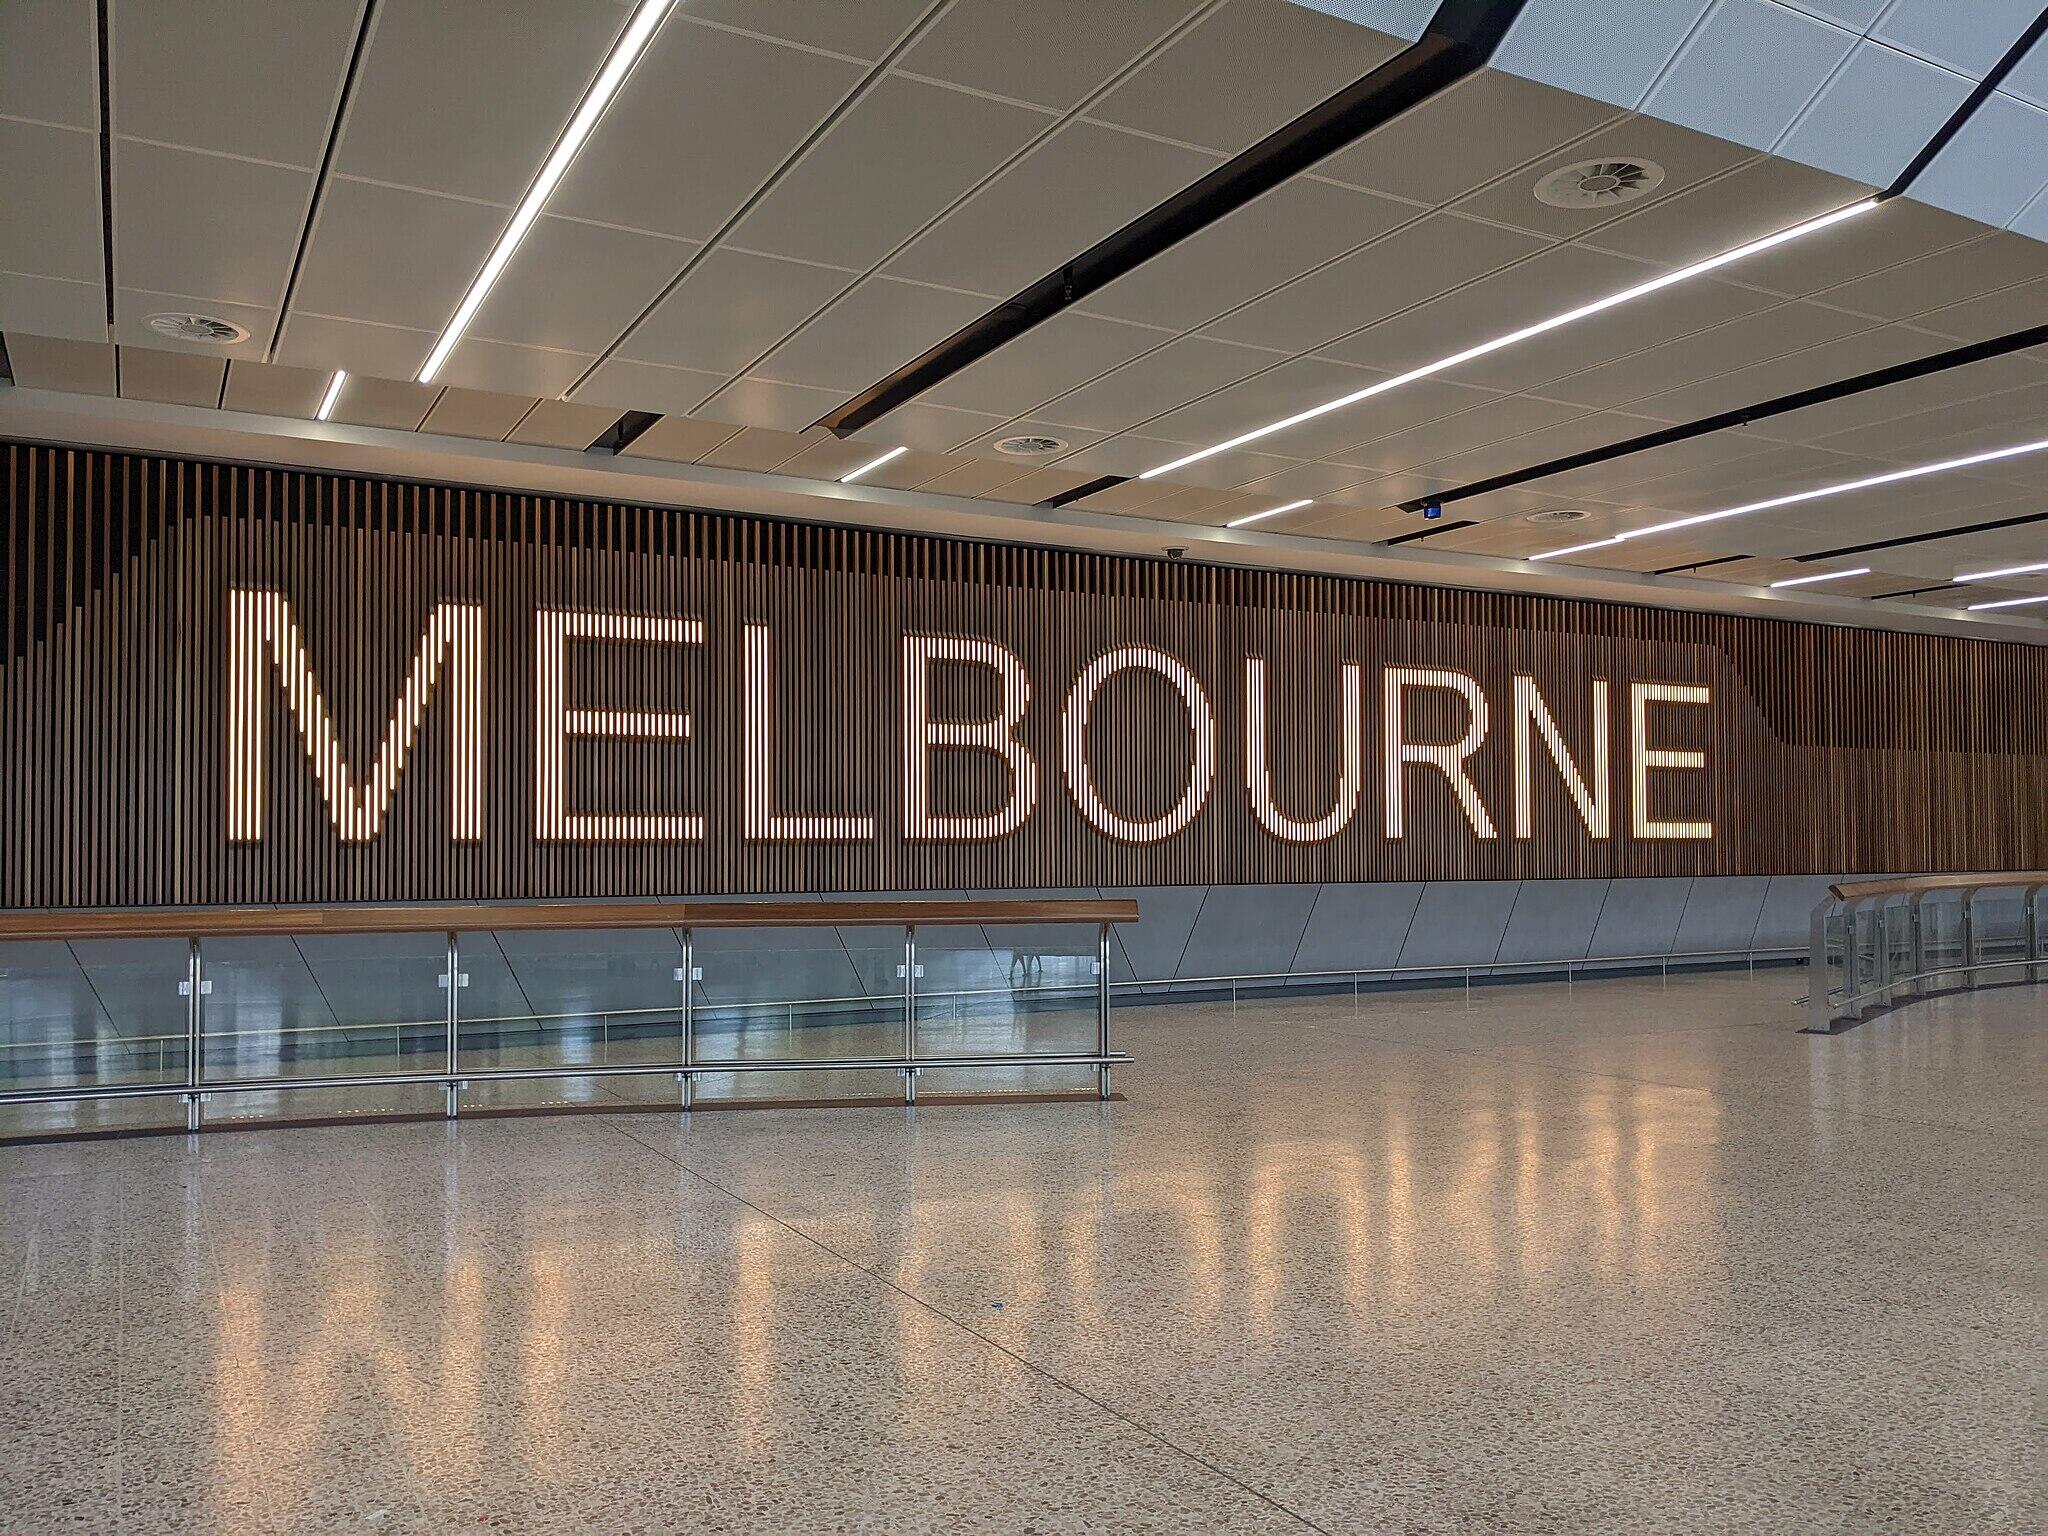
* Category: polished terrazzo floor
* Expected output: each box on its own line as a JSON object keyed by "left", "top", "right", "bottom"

{"left": 2, "top": 970, "right": 2040, "bottom": 1533}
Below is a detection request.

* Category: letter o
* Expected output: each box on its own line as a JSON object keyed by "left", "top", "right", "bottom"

{"left": 1061, "top": 647, "right": 1216, "bottom": 842}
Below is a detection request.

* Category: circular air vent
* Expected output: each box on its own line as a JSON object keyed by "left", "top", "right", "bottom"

{"left": 1525, "top": 508, "right": 1592, "bottom": 525}
{"left": 994, "top": 434, "right": 1068, "bottom": 456}
{"left": 145, "top": 312, "right": 249, "bottom": 345}
{"left": 1534, "top": 158, "right": 1664, "bottom": 210}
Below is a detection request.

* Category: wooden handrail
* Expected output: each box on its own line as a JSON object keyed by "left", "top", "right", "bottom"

{"left": 1829, "top": 872, "right": 2046, "bottom": 901}
{"left": 0, "top": 898, "right": 1140, "bottom": 942}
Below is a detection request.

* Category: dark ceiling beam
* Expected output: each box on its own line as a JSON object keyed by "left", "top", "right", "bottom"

{"left": 1887, "top": 5, "right": 2048, "bottom": 196}
{"left": 814, "top": 0, "right": 1535, "bottom": 438}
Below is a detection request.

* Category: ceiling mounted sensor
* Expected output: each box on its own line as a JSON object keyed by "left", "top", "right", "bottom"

{"left": 1534, "top": 158, "right": 1664, "bottom": 210}
{"left": 1524, "top": 508, "right": 1591, "bottom": 525}
{"left": 144, "top": 312, "right": 249, "bottom": 345}
{"left": 994, "top": 434, "right": 1068, "bottom": 456}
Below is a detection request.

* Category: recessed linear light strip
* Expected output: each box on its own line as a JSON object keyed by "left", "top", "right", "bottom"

{"left": 315, "top": 370, "right": 346, "bottom": 422}
{"left": 1225, "top": 498, "right": 1313, "bottom": 529}
{"left": 1957, "top": 559, "right": 2048, "bottom": 582}
{"left": 1968, "top": 593, "right": 2048, "bottom": 611}
{"left": 1139, "top": 198, "right": 1880, "bottom": 481}
{"left": 840, "top": 446, "right": 908, "bottom": 483}
{"left": 1769, "top": 566, "right": 1868, "bottom": 589}
{"left": 417, "top": 0, "right": 675, "bottom": 385}
{"left": 1533, "top": 436, "right": 2048, "bottom": 563}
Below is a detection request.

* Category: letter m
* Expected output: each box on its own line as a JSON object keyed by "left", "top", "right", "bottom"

{"left": 227, "top": 590, "right": 484, "bottom": 843}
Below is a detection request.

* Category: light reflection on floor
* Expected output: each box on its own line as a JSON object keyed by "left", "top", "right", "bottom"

{"left": 1, "top": 970, "right": 2039, "bottom": 1532}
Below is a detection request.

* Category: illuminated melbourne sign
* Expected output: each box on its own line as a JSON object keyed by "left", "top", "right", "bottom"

{"left": 226, "top": 591, "right": 1713, "bottom": 851}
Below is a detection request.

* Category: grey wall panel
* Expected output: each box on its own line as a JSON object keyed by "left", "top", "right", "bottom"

{"left": 968, "top": 887, "right": 1110, "bottom": 955}
{"left": 1104, "top": 885, "right": 1208, "bottom": 983}
{"left": 1494, "top": 879, "right": 1610, "bottom": 966}
{"left": 1673, "top": 876, "right": 1774, "bottom": 955}
{"left": 1396, "top": 882, "right": 1522, "bottom": 970}
{"left": 1289, "top": 883, "right": 1426, "bottom": 974}
{"left": 1176, "top": 883, "right": 1320, "bottom": 980}
{"left": 1584, "top": 878, "right": 1693, "bottom": 960}
{"left": 1753, "top": 874, "right": 1840, "bottom": 949}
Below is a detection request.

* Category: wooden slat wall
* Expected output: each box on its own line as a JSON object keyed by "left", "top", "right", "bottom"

{"left": 3, "top": 442, "right": 2043, "bottom": 908}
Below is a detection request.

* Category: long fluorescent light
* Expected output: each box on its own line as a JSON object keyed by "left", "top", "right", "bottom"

{"left": 1769, "top": 566, "right": 1868, "bottom": 588}
{"left": 840, "top": 446, "right": 908, "bottom": 483}
{"left": 1957, "top": 559, "right": 2048, "bottom": 582}
{"left": 1225, "top": 498, "right": 1313, "bottom": 529}
{"left": 417, "top": 0, "right": 675, "bottom": 384}
{"left": 1140, "top": 199, "right": 1881, "bottom": 480}
{"left": 1534, "top": 436, "right": 2048, "bottom": 562}
{"left": 1967, "top": 592, "right": 2048, "bottom": 611}
{"left": 315, "top": 370, "right": 347, "bottom": 421}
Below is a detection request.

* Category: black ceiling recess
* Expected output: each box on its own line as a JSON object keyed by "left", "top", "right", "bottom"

{"left": 815, "top": 0, "right": 1536, "bottom": 439}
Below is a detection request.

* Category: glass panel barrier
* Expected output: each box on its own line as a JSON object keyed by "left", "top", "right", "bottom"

{"left": 915, "top": 919, "right": 1102, "bottom": 1087}
{"left": 0, "top": 937, "right": 189, "bottom": 1094}
{"left": 203, "top": 932, "right": 447, "bottom": 1086}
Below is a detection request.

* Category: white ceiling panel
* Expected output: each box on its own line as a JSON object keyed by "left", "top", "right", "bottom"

{"left": 112, "top": 0, "right": 360, "bottom": 167}
{"left": 0, "top": 119, "right": 104, "bottom": 290}
{"left": 616, "top": 413, "right": 741, "bottom": 463}
{"left": 731, "top": 75, "right": 1052, "bottom": 272}
{"left": 326, "top": 374, "right": 438, "bottom": 431}
{"left": 1530, "top": 301, "right": 1878, "bottom": 411}
{"left": 572, "top": 357, "right": 729, "bottom": 415}
{"left": 1140, "top": 353, "right": 1391, "bottom": 446}
{"left": 1080, "top": 174, "right": 1409, "bottom": 332}
{"left": 420, "top": 387, "right": 539, "bottom": 440}
{"left": 505, "top": 397, "right": 620, "bottom": 450}
{"left": 0, "top": 0, "right": 98, "bottom": 132}
{"left": 1, "top": 276, "right": 105, "bottom": 343}
{"left": 913, "top": 458, "right": 1044, "bottom": 498}
{"left": 1042, "top": 435, "right": 1198, "bottom": 479}
{"left": 899, "top": 0, "right": 1202, "bottom": 112}
{"left": 549, "top": 19, "right": 864, "bottom": 243}
{"left": 5, "top": 334, "right": 116, "bottom": 395}
{"left": 1243, "top": 373, "right": 1500, "bottom": 464}
{"left": 436, "top": 336, "right": 590, "bottom": 399}
{"left": 1410, "top": 407, "right": 1667, "bottom": 484}
{"left": 948, "top": 420, "right": 1110, "bottom": 460}
{"left": 222, "top": 359, "right": 331, "bottom": 417}
{"left": 1330, "top": 393, "right": 1595, "bottom": 474}
{"left": 693, "top": 425, "right": 827, "bottom": 471}
{"left": 287, "top": 178, "right": 499, "bottom": 333}
{"left": 1728, "top": 196, "right": 1985, "bottom": 298}
{"left": 1201, "top": 213, "right": 1547, "bottom": 355}
{"left": 1641, "top": 0, "right": 1857, "bottom": 157}
{"left": 336, "top": 0, "right": 631, "bottom": 205}
{"left": 1025, "top": 335, "right": 1274, "bottom": 434}
{"left": 750, "top": 277, "right": 990, "bottom": 393}
{"left": 1314, "top": 67, "right": 1619, "bottom": 206}
{"left": 1776, "top": 36, "right": 1973, "bottom": 191}
{"left": 1621, "top": 323, "right": 1953, "bottom": 422}
{"left": 1745, "top": 358, "right": 2048, "bottom": 444}
{"left": 1085, "top": 0, "right": 1405, "bottom": 156}
{"left": 676, "top": 0, "right": 932, "bottom": 60}
{"left": 852, "top": 400, "right": 1008, "bottom": 454}
{"left": 1908, "top": 275, "right": 2048, "bottom": 344}
{"left": 886, "top": 120, "right": 1222, "bottom": 298}
{"left": 114, "top": 345, "right": 222, "bottom": 408}
{"left": 1813, "top": 230, "right": 2048, "bottom": 321}
{"left": 1874, "top": 0, "right": 2040, "bottom": 82}
{"left": 921, "top": 310, "right": 1164, "bottom": 417}
{"left": 113, "top": 289, "right": 275, "bottom": 357}
{"left": 614, "top": 249, "right": 850, "bottom": 375}
{"left": 697, "top": 374, "right": 850, "bottom": 433}
{"left": 272, "top": 312, "right": 432, "bottom": 381}
{"left": 1583, "top": 154, "right": 1874, "bottom": 270}
{"left": 113, "top": 141, "right": 308, "bottom": 309}
{"left": 468, "top": 216, "right": 699, "bottom": 354}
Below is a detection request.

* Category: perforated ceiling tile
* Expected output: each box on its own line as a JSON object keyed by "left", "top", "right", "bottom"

{"left": 506, "top": 397, "right": 620, "bottom": 450}
{"left": 1906, "top": 92, "right": 2048, "bottom": 230}
{"left": 572, "top": 357, "right": 730, "bottom": 416}
{"left": 325, "top": 374, "right": 438, "bottom": 432}
{"left": 7, "top": 335, "right": 114, "bottom": 396}
{"left": 272, "top": 312, "right": 433, "bottom": 381}
{"left": 433, "top": 336, "right": 590, "bottom": 399}
{"left": 1024, "top": 334, "right": 1273, "bottom": 436}
{"left": 289, "top": 178, "right": 500, "bottom": 334}
{"left": 678, "top": 0, "right": 932, "bottom": 60}
{"left": 614, "top": 414, "right": 742, "bottom": 463}
{"left": 616, "top": 249, "right": 851, "bottom": 376}
{"left": 0, "top": 0, "right": 98, "bottom": 131}
{"left": 420, "top": 387, "right": 538, "bottom": 442}
{"left": 1777, "top": 39, "right": 1973, "bottom": 189}
{"left": 468, "top": 217, "right": 700, "bottom": 356}
{"left": 923, "top": 309, "right": 1163, "bottom": 418}
{"left": 1874, "top": 0, "right": 2043, "bottom": 79}
{"left": 1492, "top": 0, "right": 1715, "bottom": 113}
{"left": 221, "top": 359, "right": 332, "bottom": 418}
{"left": 751, "top": 277, "right": 991, "bottom": 394}
{"left": 899, "top": 0, "right": 1203, "bottom": 112}
{"left": 112, "top": 141, "right": 310, "bottom": 311}
{"left": 2005, "top": 32, "right": 2048, "bottom": 109}
{"left": 1644, "top": 0, "right": 1858, "bottom": 157}
{"left": 0, "top": 274, "right": 104, "bottom": 345}
{"left": 1282, "top": 0, "right": 1437, "bottom": 44}
{"left": 116, "top": 345, "right": 225, "bottom": 408}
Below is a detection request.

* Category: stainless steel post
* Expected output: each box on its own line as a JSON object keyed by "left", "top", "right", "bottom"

{"left": 183, "top": 937, "right": 203, "bottom": 1133}
{"left": 2030, "top": 885, "right": 2043, "bottom": 985}
{"left": 1909, "top": 893, "right": 1926, "bottom": 996}
{"left": 1959, "top": 889, "right": 1976, "bottom": 991}
{"left": 443, "top": 931, "right": 460, "bottom": 1119}
{"left": 680, "top": 928, "right": 694, "bottom": 1110}
{"left": 903, "top": 925, "right": 918, "bottom": 1105}
{"left": 1096, "top": 922, "right": 1111, "bottom": 1101}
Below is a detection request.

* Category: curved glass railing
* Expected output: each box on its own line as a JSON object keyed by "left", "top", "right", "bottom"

{"left": 1807, "top": 873, "right": 2046, "bottom": 1029}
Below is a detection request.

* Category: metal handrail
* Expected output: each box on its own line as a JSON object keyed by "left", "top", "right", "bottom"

{"left": 1809, "top": 873, "right": 2045, "bottom": 1030}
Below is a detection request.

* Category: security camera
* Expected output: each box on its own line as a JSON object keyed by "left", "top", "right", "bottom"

{"left": 1164, "top": 546, "right": 1187, "bottom": 560}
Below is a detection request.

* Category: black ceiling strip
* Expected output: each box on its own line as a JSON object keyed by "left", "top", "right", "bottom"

{"left": 95, "top": 0, "right": 113, "bottom": 330}
{"left": 814, "top": 0, "right": 1534, "bottom": 438}
{"left": 1795, "top": 508, "right": 2048, "bottom": 563}
{"left": 1405, "top": 322, "right": 2048, "bottom": 512}
{"left": 1889, "top": 7, "right": 2048, "bottom": 195}
{"left": 270, "top": 0, "right": 380, "bottom": 363}
{"left": 1038, "top": 475, "right": 1128, "bottom": 509}
{"left": 1653, "top": 553, "right": 1748, "bottom": 576}
{"left": 1383, "top": 518, "right": 1475, "bottom": 545}
{"left": 1872, "top": 583, "right": 1961, "bottom": 600}
{"left": 0, "top": 333, "right": 14, "bottom": 386}
{"left": 587, "top": 410, "right": 661, "bottom": 456}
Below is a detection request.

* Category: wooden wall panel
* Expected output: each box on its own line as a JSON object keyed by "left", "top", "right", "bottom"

{"left": 3, "top": 442, "right": 2043, "bottom": 909}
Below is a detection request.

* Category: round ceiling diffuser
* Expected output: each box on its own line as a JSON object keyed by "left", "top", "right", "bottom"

{"left": 1533, "top": 158, "right": 1664, "bottom": 210}
{"left": 145, "top": 312, "right": 249, "bottom": 345}
{"left": 994, "top": 434, "right": 1068, "bottom": 456}
{"left": 1525, "top": 508, "right": 1593, "bottom": 525}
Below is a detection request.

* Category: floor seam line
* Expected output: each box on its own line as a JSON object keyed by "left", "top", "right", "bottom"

{"left": 598, "top": 1117, "right": 1337, "bottom": 1536}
